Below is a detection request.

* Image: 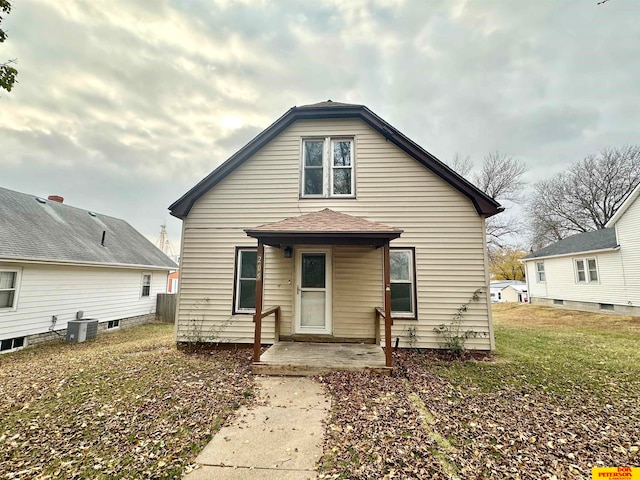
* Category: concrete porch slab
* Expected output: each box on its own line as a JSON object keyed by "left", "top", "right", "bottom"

{"left": 252, "top": 342, "right": 391, "bottom": 376}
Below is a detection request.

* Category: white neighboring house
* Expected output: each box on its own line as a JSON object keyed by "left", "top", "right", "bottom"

{"left": 522, "top": 183, "right": 640, "bottom": 315}
{"left": 0, "top": 187, "right": 178, "bottom": 352}
{"left": 490, "top": 280, "right": 528, "bottom": 303}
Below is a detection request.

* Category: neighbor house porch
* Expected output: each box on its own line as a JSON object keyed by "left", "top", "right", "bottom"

{"left": 244, "top": 209, "right": 403, "bottom": 374}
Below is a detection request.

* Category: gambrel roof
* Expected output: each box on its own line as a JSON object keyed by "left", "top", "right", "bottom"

{"left": 0, "top": 187, "right": 177, "bottom": 269}
{"left": 169, "top": 101, "right": 503, "bottom": 219}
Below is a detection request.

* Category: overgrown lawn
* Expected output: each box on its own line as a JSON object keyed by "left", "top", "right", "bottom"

{"left": 0, "top": 324, "right": 254, "bottom": 479}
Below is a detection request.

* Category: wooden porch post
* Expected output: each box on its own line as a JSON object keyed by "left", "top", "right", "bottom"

{"left": 383, "top": 242, "right": 393, "bottom": 367}
{"left": 253, "top": 240, "right": 265, "bottom": 363}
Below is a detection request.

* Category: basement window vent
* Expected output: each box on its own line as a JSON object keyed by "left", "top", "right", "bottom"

{"left": 553, "top": 299, "right": 564, "bottom": 305}
{"left": 600, "top": 303, "right": 615, "bottom": 311}
{"left": 1, "top": 336, "right": 25, "bottom": 352}
{"left": 107, "top": 319, "right": 120, "bottom": 329}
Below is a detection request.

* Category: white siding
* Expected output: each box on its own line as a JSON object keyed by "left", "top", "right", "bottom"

{"left": 177, "top": 118, "right": 492, "bottom": 349}
{"left": 525, "top": 250, "right": 636, "bottom": 305}
{"left": 0, "top": 262, "right": 168, "bottom": 340}
{"left": 617, "top": 193, "right": 640, "bottom": 296}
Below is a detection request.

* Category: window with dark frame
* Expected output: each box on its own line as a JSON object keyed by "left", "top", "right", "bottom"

{"left": 301, "top": 137, "right": 354, "bottom": 198}
{"left": 235, "top": 248, "right": 257, "bottom": 313}
{"left": 0, "top": 336, "right": 24, "bottom": 352}
{"left": 141, "top": 274, "right": 151, "bottom": 297}
{"left": 390, "top": 248, "right": 416, "bottom": 317}
{"left": 0, "top": 270, "right": 18, "bottom": 309}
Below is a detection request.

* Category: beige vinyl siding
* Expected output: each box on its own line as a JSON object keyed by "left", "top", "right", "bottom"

{"left": 333, "top": 246, "right": 382, "bottom": 339}
{"left": 0, "top": 263, "right": 168, "bottom": 340}
{"left": 178, "top": 118, "right": 492, "bottom": 349}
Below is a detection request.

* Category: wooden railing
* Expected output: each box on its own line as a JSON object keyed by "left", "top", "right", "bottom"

{"left": 374, "top": 307, "right": 394, "bottom": 345}
{"left": 254, "top": 306, "right": 281, "bottom": 343}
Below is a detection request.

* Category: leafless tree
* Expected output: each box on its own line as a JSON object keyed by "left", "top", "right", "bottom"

{"left": 448, "top": 153, "right": 473, "bottom": 178}
{"left": 446, "top": 151, "right": 528, "bottom": 250}
{"left": 528, "top": 146, "right": 640, "bottom": 249}
{"left": 472, "top": 151, "right": 528, "bottom": 203}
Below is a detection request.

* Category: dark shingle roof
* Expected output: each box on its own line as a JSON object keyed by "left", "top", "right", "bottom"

{"left": 169, "top": 102, "right": 502, "bottom": 219}
{"left": 0, "top": 187, "right": 177, "bottom": 269}
{"left": 523, "top": 228, "right": 618, "bottom": 260}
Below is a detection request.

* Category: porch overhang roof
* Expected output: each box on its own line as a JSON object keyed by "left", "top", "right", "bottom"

{"left": 245, "top": 209, "right": 403, "bottom": 247}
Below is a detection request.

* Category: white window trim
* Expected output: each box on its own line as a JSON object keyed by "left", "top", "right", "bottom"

{"left": 535, "top": 261, "right": 545, "bottom": 283}
{"left": 390, "top": 248, "right": 416, "bottom": 318}
{"left": 235, "top": 247, "right": 257, "bottom": 314}
{"left": 0, "top": 267, "right": 22, "bottom": 313}
{"left": 140, "top": 272, "right": 152, "bottom": 298}
{"left": 574, "top": 257, "right": 599, "bottom": 284}
{"left": 300, "top": 136, "right": 355, "bottom": 198}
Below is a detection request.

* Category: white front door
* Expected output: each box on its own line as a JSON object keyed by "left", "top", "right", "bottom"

{"left": 295, "top": 248, "right": 332, "bottom": 335}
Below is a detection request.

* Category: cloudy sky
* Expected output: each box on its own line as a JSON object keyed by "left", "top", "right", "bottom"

{"left": 1, "top": 0, "right": 639, "bottom": 252}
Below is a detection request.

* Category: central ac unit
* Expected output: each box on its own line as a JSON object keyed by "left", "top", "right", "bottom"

{"left": 66, "top": 319, "right": 98, "bottom": 343}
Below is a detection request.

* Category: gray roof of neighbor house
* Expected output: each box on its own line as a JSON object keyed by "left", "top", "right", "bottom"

{"left": 523, "top": 228, "right": 618, "bottom": 260}
{"left": 0, "top": 187, "right": 177, "bottom": 269}
{"left": 169, "top": 100, "right": 503, "bottom": 219}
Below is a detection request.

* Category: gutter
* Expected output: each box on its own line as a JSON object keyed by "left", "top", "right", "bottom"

{"left": 0, "top": 256, "right": 176, "bottom": 271}
{"left": 521, "top": 246, "right": 620, "bottom": 262}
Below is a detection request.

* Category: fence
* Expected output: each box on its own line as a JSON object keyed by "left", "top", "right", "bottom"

{"left": 156, "top": 293, "right": 176, "bottom": 323}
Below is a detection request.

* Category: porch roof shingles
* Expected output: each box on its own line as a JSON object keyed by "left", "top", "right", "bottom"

{"left": 245, "top": 209, "right": 403, "bottom": 247}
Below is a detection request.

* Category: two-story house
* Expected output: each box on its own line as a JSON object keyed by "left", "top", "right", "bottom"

{"left": 169, "top": 101, "right": 502, "bottom": 369}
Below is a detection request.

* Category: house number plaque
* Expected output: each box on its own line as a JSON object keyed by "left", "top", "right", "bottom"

{"left": 256, "top": 255, "right": 262, "bottom": 281}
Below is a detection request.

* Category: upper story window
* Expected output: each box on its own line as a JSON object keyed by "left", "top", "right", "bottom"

{"left": 575, "top": 257, "right": 598, "bottom": 283}
{"left": 301, "top": 137, "right": 354, "bottom": 198}
{"left": 535, "top": 261, "right": 545, "bottom": 283}
{"left": 0, "top": 269, "right": 20, "bottom": 311}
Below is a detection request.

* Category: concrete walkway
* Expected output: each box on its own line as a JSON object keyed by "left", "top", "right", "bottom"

{"left": 183, "top": 377, "right": 330, "bottom": 479}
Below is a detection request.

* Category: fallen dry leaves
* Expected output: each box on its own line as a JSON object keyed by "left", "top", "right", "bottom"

{"left": 0, "top": 324, "right": 254, "bottom": 479}
{"left": 317, "top": 305, "right": 640, "bottom": 479}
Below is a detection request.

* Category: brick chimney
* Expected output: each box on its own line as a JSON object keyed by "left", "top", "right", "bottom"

{"left": 48, "top": 195, "right": 64, "bottom": 204}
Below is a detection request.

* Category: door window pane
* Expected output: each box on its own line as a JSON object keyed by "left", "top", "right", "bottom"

{"left": 301, "top": 254, "right": 325, "bottom": 288}
{"left": 301, "top": 291, "right": 325, "bottom": 327}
